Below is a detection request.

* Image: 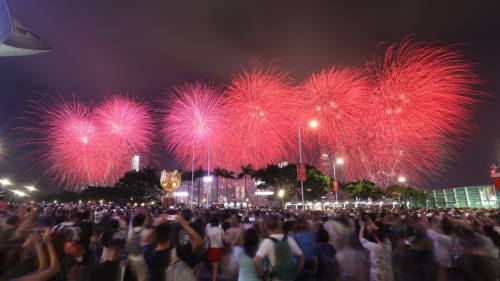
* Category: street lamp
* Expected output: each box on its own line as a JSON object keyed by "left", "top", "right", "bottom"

{"left": 0, "top": 178, "right": 13, "bottom": 186}
{"left": 297, "top": 119, "right": 319, "bottom": 205}
{"left": 333, "top": 157, "right": 344, "bottom": 202}
{"left": 12, "top": 190, "right": 27, "bottom": 197}
{"left": 278, "top": 189, "right": 285, "bottom": 208}
{"left": 398, "top": 176, "right": 406, "bottom": 184}
{"left": 24, "top": 185, "right": 37, "bottom": 192}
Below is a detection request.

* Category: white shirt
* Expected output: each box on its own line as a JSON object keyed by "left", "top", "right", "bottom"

{"left": 206, "top": 224, "right": 224, "bottom": 248}
{"left": 255, "top": 234, "right": 303, "bottom": 267}
{"left": 426, "top": 228, "right": 453, "bottom": 267}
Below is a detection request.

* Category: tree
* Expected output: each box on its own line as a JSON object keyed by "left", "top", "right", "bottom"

{"left": 344, "top": 180, "right": 383, "bottom": 200}
{"left": 221, "top": 169, "right": 235, "bottom": 200}
{"left": 254, "top": 164, "right": 330, "bottom": 201}
{"left": 213, "top": 167, "right": 226, "bottom": 204}
{"left": 238, "top": 165, "right": 255, "bottom": 199}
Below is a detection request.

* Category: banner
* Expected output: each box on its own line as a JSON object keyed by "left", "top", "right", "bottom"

{"left": 297, "top": 164, "right": 306, "bottom": 182}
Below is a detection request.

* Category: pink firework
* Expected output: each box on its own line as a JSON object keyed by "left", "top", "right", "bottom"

{"left": 222, "top": 66, "right": 298, "bottom": 169}
{"left": 94, "top": 96, "right": 155, "bottom": 183}
{"left": 297, "top": 67, "right": 370, "bottom": 172}
{"left": 25, "top": 97, "right": 104, "bottom": 189}
{"left": 23, "top": 95, "right": 154, "bottom": 190}
{"left": 161, "top": 82, "right": 228, "bottom": 170}
{"left": 359, "top": 38, "right": 480, "bottom": 185}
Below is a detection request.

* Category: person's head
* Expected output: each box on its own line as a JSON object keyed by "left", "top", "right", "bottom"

{"left": 293, "top": 217, "right": 310, "bottom": 233}
{"left": 182, "top": 208, "right": 193, "bottom": 222}
{"left": 243, "top": 228, "right": 260, "bottom": 258}
{"left": 132, "top": 213, "right": 146, "bottom": 228}
{"left": 317, "top": 227, "right": 330, "bottom": 244}
{"left": 373, "top": 221, "right": 388, "bottom": 243}
{"left": 265, "top": 215, "right": 282, "bottom": 234}
{"left": 156, "top": 223, "right": 172, "bottom": 245}
{"left": 441, "top": 217, "right": 454, "bottom": 235}
{"left": 106, "top": 238, "right": 125, "bottom": 261}
{"left": 210, "top": 216, "right": 219, "bottom": 227}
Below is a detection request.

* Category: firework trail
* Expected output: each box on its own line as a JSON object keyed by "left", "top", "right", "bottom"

{"left": 160, "top": 82, "right": 228, "bottom": 171}
{"left": 222, "top": 66, "right": 298, "bottom": 169}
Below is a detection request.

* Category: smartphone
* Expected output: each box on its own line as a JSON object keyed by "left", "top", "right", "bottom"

{"left": 167, "top": 215, "right": 177, "bottom": 221}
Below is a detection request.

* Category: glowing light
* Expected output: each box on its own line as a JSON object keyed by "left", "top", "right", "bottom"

{"left": 24, "top": 185, "right": 37, "bottom": 192}
{"left": 255, "top": 190, "right": 274, "bottom": 196}
{"left": 309, "top": 119, "right": 319, "bottom": 129}
{"left": 203, "top": 176, "right": 213, "bottom": 183}
{"left": 0, "top": 178, "right": 13, "bottom": 186}
{"left": 12, "top": 190, "right": 27, "bottom": 197}
{"left": 398, "top": 176, "right": 407, "bottom": 183}
{"left": 336, "top": 158, "right": 344, "bottom": 165}
{"left": 173, "top": 191, "right": 189, "bottom": 197}
{"left": 278, "top": 189, "right": 285, "bottom": 198}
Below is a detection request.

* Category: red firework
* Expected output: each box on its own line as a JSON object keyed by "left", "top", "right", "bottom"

{"left": 359, "top": 38, "right": 479, "bottom": 185}
{"left": 94, "top": 96, "right": 155, "bottom": 183}
{"left": 161, "top": 82, "right": 228, "bottom": 170}
{"left": 297, "top": 67, "right": 370, "bottom": 173}
{"left": 23, "top": 95, "right": 154, "bottom": 190}
{"left": 222, "top": 66, "right": 298, "bottom": 169}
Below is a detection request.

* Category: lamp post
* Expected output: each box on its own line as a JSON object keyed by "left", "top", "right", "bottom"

{"left": 297, "top": 119, "right": 318, "bottom": 206}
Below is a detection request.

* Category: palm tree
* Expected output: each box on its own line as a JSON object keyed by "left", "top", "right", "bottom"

{"left": 185, "top": 167, "right": 207, "bottom": 207}
{"left": 222, "top": 170, "right": 235, "bottom": 200}
{"left": 238, "top": 164, "right": 255, "bottom": 200}
{"left": 213, "top": 167, "right": 226, "bottom": 204}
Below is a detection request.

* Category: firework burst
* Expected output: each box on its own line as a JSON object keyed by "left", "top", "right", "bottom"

{"left": 22, "top": 95, "right": 154, "bottom": 190}
{"left": 160, "top": 82, "right": 228, "bottom": 170}
{"left": 222, "top": 66, "right": 298, "bottom": 169}
{"left": 360, "top": 38, "right": 480, "bottom": 184}
{"left": 297, "top": 67, "right": 370, "bottom": 172}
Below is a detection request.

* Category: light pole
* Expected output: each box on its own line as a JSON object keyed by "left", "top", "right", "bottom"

{"left": 190, "top": 140, "right": 195, "bottom": 208}
{"left": 333, "top": 157, "right": 344, "bottom": 202}
{"left": 297, "top": 119, "right": 318, "bottom": 206}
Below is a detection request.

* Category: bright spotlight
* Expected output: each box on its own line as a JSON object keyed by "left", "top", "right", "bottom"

{"left": 336, "top": 158, "right": 344, "bottom": 165}
{"left": 398, "top": 176, "right": 406, "bottom": 183}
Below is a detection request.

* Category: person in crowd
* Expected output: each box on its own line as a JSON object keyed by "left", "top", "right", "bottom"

{"left": 144, "top": 223, "right": 172, "bottom": 281}
{"left": 234, "top": 227, "right": 260, "bottom": 281}
{"left": 90, "top": 234, "right": 133, "bottom": 281}
{"left": 313, "top": 226, "right": 339, "bottom": 281}
{"left": 359, "top": 218, "right": 394, "bottom": 281}
{"left": 205, "top": 216, "right": 224, "bottom": 281}
{"left": 253, "top": 215, "right": 305, "bottom": 281}
{"left": 291, "top": 217, "right": 316, "bottom": 281}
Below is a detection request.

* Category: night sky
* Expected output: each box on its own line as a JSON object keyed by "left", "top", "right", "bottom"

{"left": 1, "top": 0, "right": 499, "bottom": 190}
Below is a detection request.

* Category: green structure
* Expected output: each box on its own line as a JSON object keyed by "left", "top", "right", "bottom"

{"left": 426, "top": 185, "right": 499, "bottom": 209}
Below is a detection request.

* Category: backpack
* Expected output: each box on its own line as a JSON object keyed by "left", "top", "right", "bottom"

{"left": 268, "top": 235, "right": 298, "bottom": 281}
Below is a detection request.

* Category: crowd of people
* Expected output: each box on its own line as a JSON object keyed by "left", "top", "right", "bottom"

{"left": 1, "top": 196, "right": 500, "bottom": 281}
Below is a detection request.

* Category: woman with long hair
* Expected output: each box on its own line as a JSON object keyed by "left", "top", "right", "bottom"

{"left": 233, "top": 227, "right": 260, "bottom": 281}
